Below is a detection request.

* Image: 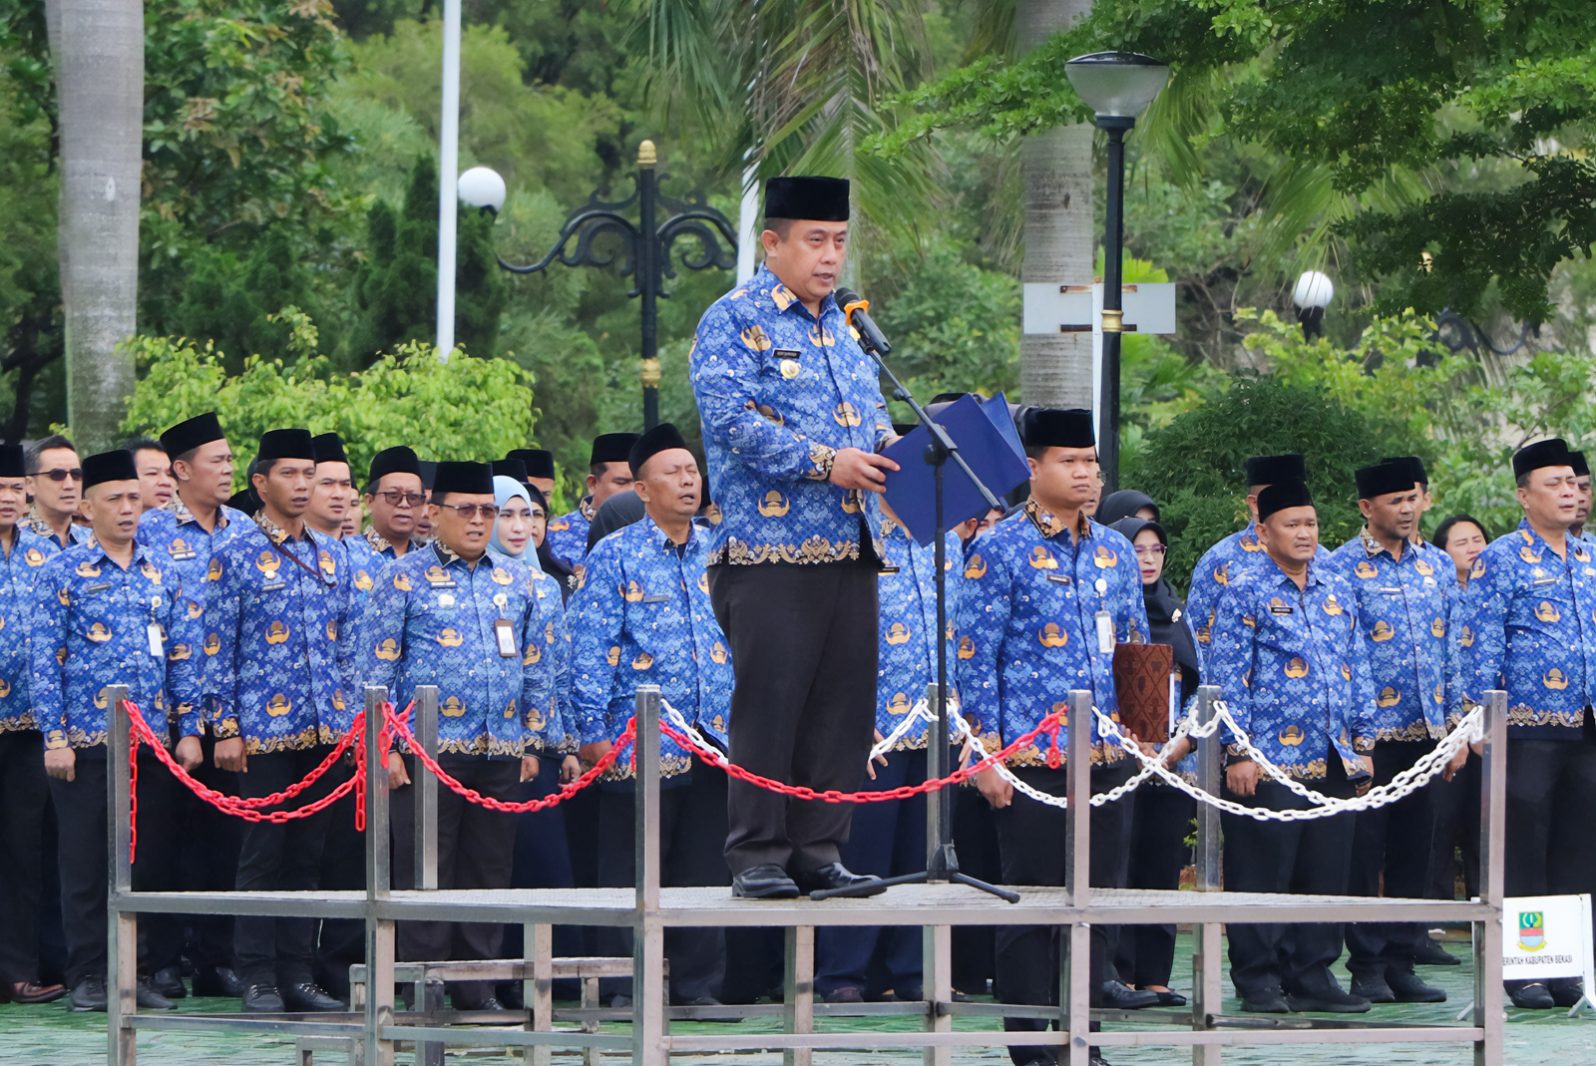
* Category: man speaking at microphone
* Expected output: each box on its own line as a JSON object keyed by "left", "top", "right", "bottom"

{"left": 690, "top": 175, "right": 900, "bottom": 900}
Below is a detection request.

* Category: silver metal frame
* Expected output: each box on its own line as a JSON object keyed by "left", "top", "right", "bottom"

{"left": 104, "top": 684, "right": 1509, "bottom": 1064}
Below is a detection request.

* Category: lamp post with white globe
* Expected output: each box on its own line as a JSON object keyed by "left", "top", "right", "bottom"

{"left": 1293, "top": 270, "right": 1335, "bottom": 341}
{"left": 458, "top": 142, "right": 738, "bottom": 429}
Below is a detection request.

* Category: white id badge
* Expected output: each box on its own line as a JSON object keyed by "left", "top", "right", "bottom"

{"left": 1095, "top": 610, "right": 1116, "bottom": 655}
{"left": 147, "top": 622, "right": 165, "bottom": 658}
{"left": 494, "top": 618, "right": 517, "bottom": 659}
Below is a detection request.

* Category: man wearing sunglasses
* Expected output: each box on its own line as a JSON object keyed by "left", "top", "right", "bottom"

{"left": 357, "top": 461, "right": 565, "bottom": 1012}
{"left": 26, "top": 434, "right": 91, "bottom": 551}
{"left": 361, "top": 446, "right": 426, "bottom": 561}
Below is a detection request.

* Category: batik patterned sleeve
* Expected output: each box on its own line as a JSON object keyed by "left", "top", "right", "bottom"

{"left": 955, "top": 540, "right": 1011, "bottom": 750}
{"left": 568, "top": 540, "right": 624, "bottom": 746}
{"left": 519, "top": 569, "right": 559, "bottom": 753}
{"left": 1205, "top": 581, "right": 1256, "bottom": 757}
{"left": 163, "top": 574, "right": 204, "bottom": 740}
{"left": 357, "top": 559, "right": 410, "bottom": 705}
{"left": 206, "top": 544, "right": 244, "bottom": 738}
{"left": 29, "top": 557, "right": 68, "bottom": 749}
{"left": 690, "top": 307, "right": 835, "bottom": 483}
{"left": 1454, "top": 548, "right": 1506, "bottom": 714}
{"left": 1343, "top": 594, "right": 1379, "bottom": 752}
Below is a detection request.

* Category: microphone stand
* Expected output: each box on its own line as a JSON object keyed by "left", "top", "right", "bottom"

{"left": 812, "top": 324, "right": 1019, "bottom": 904}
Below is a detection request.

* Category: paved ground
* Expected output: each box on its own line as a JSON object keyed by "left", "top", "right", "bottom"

{"left": 4, "top": 937, "right": 1592, "bottom": 1065}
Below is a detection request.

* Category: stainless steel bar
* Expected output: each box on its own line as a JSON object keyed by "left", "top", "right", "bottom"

{"left": 1064, "top": 689, "right": 1093, "bottom": 1066}
{"left": 1475, "top": 690, "right": 1507, "bottom": 1066}
{"left": 362, "top": 686, "right": 396, "bottom": 1066}
{"left": 526, "top": 922, "right": 552, "bottom": 1066}
{"left": 1193, "top": 683, "right": 1223, "bottom": 1066}
{"left": 783, "top": 925, "right": 816, "bottom": 1066}
{"left": 128, "top": 1014, "right": 364, "bottom": 1037}
{"left": 380, "top": 1025, "right": 631, "bottom": 1050}
{"left": 413, "top": 685, "right": 440, "bottom": 892}
{"left": 108, "top": 687, "right": 135, "bottom": 1066}
{"left": 632, "top": 685, "right": 665, "bottom": 1066}
{"left": 923, "top": 680, "right": 953, "bottom": 1066}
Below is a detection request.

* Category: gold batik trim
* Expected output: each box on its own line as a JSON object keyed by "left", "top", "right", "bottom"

{"left": 1508, "top": 705, "right": 1587, "bottom": 730}
{"left": 712, "top": 535, "right": 862, "bottom": 566}
{"left": 1372, "top": 720, "right": 1442, "bottom": 744}
{"left": 1003, "top": 742, "right": 1125, "bottom": 768}
{"left": 0, "top": 713, "right": 37, "bottom": 733}
{"left": 435, "top": 736, "right": 534, "bottom": 758}
{"left": 604, "top": 753, "right": 694, "bottom": 782}
{"left": 243, "top": 725, "right": 321, "bottom": 755}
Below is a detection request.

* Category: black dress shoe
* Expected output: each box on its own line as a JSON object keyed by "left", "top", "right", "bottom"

{"left": 1096, "top": 980, "right": 1159, "bottom": 1010}
{"left": 1413, "top": 935, "right": 1461, "bottom": 966}
{"left": 1508, "top": 982, "right": 1556, "bottom": 1010}
{"left": 1349, "top": 973, "right": 1396, "bottom": 1004}
{"left": 1387, "top": 969, "right": 1446, "bottom": 1003}
{"left": 136, "top": 977, "right": 176, "bottom": 1011}
{"left": 732, "top": 864, "right": 800, "bottom": 899}
{"left": 497, "top": 982, "right": 525, "bottom": 1009}
{"left": 242, "top": 983, "right": 285, "bottom": 1013}
{"left": 70, "top": 976, "right": 108, "bottom": 1013}
{"left": 1550, "top": 980, "right": 1585, "bottom": 1008}
{"left": 1287, "top": 984, "right": 1371, "bottom": 1013}
{"left": 5, "top": 980, "right": 67, "bottom": 1004}
{"left": 793, "top": 863, "right": 885, "bottom": 897}
{"left": 890, "top": 984, "right": 924, "bottom": 1002}
{"left": 1240, "top": 987, "right": 1290, "bottom": 1013}
{"left": 610, "top": 993, "right": 633, "bottom": 1010}
{"left": 192, "top": 966, "right": 244, "bottom": 998}
{"left": 821, "top": 986, "right": 864, "bottom": 1004}
{"left": 455, "top": 995, "right": 504, "bottom": 1012}
{"left": 1151, "top": 989, "right": 1187, "bottom": 1007}
{"left": 672, "top": 994, "right": 722, "bottom": 1007}
{"left": 282, "top": 981, "right": 345, "bottom": 1012}
{"left": 150, "top": 965, "right": 187, "bottom": 1000}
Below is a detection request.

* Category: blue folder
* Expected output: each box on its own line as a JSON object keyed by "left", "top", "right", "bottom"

{"left": 881, "top": 393, "right": 1030, "bottom": 545}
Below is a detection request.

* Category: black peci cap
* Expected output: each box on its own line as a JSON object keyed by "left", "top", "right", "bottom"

{"left": 431, "top": 461, "right": 494, "bottom": 497}
{"left": 1244, "top": 453, "right": 1307, "bottom": 487}
{"left": 590, "top": 433, "right": 640, "bottom": 467}
{"left": 1380, "top": 455, "right": 1428, "bottom": 488}
{"left": 82, "top": 449, "right": 139, "bottom": 490}
{"left": 764, "top": 176, "right": 850, "bottom": 222}
{"left": 368, "top": 446, "right": 421, "bottom": 486}
{"left": 507, "top": 449, "right": 555, "bottom": 480}
{"left": 1355, "top": 462, "right": 1418, "bottom": 500}
{"left": 0, "top": 444, "right": 24, "bottom": 479}
{"left": 1572, "top": 451, "right": 1591, "bottom": 479}
{"left": 628, "top": 423, "right": 691, "bottom": 477}
{"left": 1257, "top": 479, "right": 1314, "bottom": 522}
{"left": 311, "top": 432, "right": 347, "bottom": 465}
{"left": 1513, "top": 438, "right": 1574, "bottom": 480}
{"left": 492, "top": 458, "right": 528, "bottom": 484}
{"left": 160, "top": 413, "right": 226, "bottom": 459}
{"left": 1021, "top": 408, "right": 1095, "bottom": 450}
{"left": 257, "top": 429, "right": 315, "bottom": 463}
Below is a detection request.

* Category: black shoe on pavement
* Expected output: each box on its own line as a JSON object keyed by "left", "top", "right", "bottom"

{"left": 673, "top": 994, "right": 723, "bottom": 1008}
{"left": 889, "top": 984, "right": 924, "bottom": 1002}
{"left": 282, "top": 981, "right": 345, "bottom": 1012}
{"left": 793, "top": 863, "right": 886, "bottom": 897}
{"left": 732, "top": 864, "right": 801, "bottom": 900}
{"left": 1387, "top": 969, "right": 1446, "bottom": 1003}
{"left": 455, "top": 995, "right": 504, "bottom": 1012}
{"left": 242, "top": 983, "right": 285, "bottom": 1013}
{"left": 191, "top": 966, "right": 244, "bottom": 998}
{"left": 1550, "top": 980, "right": 1585, "bottom": 1008}
{"left": 1287, "top": 983, "right": 1372, "bottom": 1013}
{"left": 1097, "top": 980, "right": 1159, "bottom": 1010}
{"left": 1239, "top": 987, "right": 1291, "bottom": 1013}
{"left": 69, "top": 976, "right": 108, "bottom": 1013}
{"left": 498, "top": 982, "right": 525, "bottom": 1010}
{"left": 1151, "top": 989, "right": 1188, "bottom": 1007}
{"left": 1507, "top": 982, "right": 1556, "bottom": 1010}
{"left": 1413, "top": 935, "right": 1460, "bottom": 966}
{"left": 135, "top": 977, "right": 176, "bottom": 1011}
{"left": 4, "top": 980, "right": 67, "bottom": 1004}
{"left": 610, "top": 993, "right": 633, "bottom": 1010}
{"left": 821, "top": 986, "right": 864, "bottom": 1004}
{"left": 1349, "top": 973, "right": 1396, "bottom": 1004}
{"left": 1090, "top": 1052, "right": 1113, "bottom": 1066}
{"left": 150, "top": 965, "right": 187, "bottom": 1000}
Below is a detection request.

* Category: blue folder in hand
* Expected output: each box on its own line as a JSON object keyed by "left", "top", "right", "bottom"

{"left": 881, "top": 392, "right": 1030, "bottom": 545}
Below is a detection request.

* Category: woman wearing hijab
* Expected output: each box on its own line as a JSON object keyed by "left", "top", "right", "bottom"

{"left": 1109, "top": 514, "right": 1200, "bottom": 1007}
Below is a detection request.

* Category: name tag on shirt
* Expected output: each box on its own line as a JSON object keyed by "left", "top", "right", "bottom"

{"left": 494, "top": 618, "right": 517, "bottom": 659}
{"left": 1095, "top": 610, "right": 1116, "bottom": 654}
{"left": 1269, "top": 604, "right": 1293, "bottom": 615}
{"left": 1533, "top": 576, "right": 1559, "bottom": 587}
{"left": 641, "top": 594, "right": 670, "bottom": 604}
{"left": 1047, "top": 574, "right": 1072, "bottom": 585}
{"left": 147, "top": 622, "right": 165, "bottom": 658}
{"left": 84, "top": 582, "right": 110, "bottom": 595}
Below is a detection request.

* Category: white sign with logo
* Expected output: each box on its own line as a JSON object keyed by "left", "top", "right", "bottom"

{"left": 1503, "top": 893, "right": 1596, "bottom": 1014}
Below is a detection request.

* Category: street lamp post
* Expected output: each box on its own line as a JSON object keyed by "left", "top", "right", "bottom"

{"left": 1292, "top": 270, "right": 1335, "bottom": 340}
{"left": 458, "top": 141, "right": 738, "bottom": 429}
{"left": 1065, "top": 51, "right": 1169, "bottom": 492}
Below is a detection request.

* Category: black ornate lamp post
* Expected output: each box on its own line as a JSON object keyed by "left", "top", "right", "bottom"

{"left": 458, "top": 140, "right": 738, "bottom": 429}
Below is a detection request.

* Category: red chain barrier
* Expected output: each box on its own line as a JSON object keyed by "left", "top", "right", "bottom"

{"left": 385, "top": 708, "right": 637, "bottom": 814}
{"left": 128, "top": 735, "right": 139, "bottom": 864}
{"left": 657, "top": 711, "right": 1065, "bottom": 804}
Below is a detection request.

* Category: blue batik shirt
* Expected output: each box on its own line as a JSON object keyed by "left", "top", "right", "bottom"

{"left": 876, "top": 520, "right": 960, "bottom": 752}
{"left": 1186, "top": 521, "right": 1332, "bottom": 667}
{"left": 568, "top": 514, "right": 732, "bottom": 780}
{"left": 30, "top": 541, "right": 203, "bottom": 751}
{"left": 1204, "top": 556, "right": 1376, "bottom": 779}
{"left": 954, "top": 501, "right": 1149, "bottom": 766}
{"left": 0, "top": 527, "right": 53, "bottom": 732}
{"left": 545, "top": 499, "right": 593, "bottom": 570}
{"left": 25, "top": 513, "right": 93, "bottom": 552}
{"left": 208, "top": 515, "right": 356, "bottom": 753}
{"left": 690, "top": 266, "right": 893, "bottom": 567}
{"left": 1455, "top": 520, "right": 1596, "bottom": 739}
{"left": 1327, "top": 529, "right": 1454, "bottom": 743}
{"left": 356, "top": 543, "right": 562, "bottom": 758}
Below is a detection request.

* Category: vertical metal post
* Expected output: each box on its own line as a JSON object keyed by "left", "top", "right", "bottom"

{"left": 783, "top": 925, "right": 815, "bottom": 1066}
{"left": 1474, "top": 691, "right": 1507, "bottom": 1066}
{"left": 411, "top": 685, "right": 442, "bottom": 1066}
{"left": 526, "top": 922, "right": 553, "bottom": 1066}
{"left": 632, "top": 686, "right": 665, "bottom": 1065}
{"left": 107, "top": 687, "right": 135, "bottom": 1066}
{"left": 1096, "top": 120, "right": 1132, "bottom": 491}
{"left": 922, "top": 683, "right": 952, "bottom": 1066}
{"left": 637, "top": 141, "right": 660, "bottom": 430}
{"left": 433, "top": 0, "right": 461, "bottom": 357}
{"left": 1063, "top": 689, "right": 1093, "bottom": 1066}
{"left": 363, "top": 687, "right": 396, "bottom": 1066}
{"left": 1192, "top": 684, "right": 1223, "bottom": 1066}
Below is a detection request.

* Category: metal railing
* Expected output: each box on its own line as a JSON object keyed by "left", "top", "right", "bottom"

{"left": 103, "top": 682, "right": 1508, "bottom": 1065}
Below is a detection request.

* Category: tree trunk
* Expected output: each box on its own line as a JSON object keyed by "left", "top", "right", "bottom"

{"left": 47, "top": 0, "right": 142, "bottom": 448}
{"left": 1016, "top": 0, "right": 1095, "bottom": 408}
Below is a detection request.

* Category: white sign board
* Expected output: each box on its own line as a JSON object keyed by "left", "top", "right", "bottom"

{"left": 1502, "top": 893, "right": 1594, "bottom": 993}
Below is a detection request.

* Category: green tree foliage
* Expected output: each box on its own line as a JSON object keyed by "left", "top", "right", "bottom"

{"left": 120, "top": 310, "right": 535, "bottom": 485}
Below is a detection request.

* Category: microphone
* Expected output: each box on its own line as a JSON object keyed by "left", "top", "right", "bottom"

{"left": 835, "top": 287, "right": 893, "bottom": 356}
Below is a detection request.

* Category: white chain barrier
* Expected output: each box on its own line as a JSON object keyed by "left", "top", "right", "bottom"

{"left": 868, "top": 697, "right": 941, "bottom": 762}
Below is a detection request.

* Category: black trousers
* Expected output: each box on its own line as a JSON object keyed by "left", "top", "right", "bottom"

{"left": 0, "top": 730, "right": 48, "bottom": 984}
{"left": 816, "top": 748, "right": 927, "bottom": 996}
{"left": 993, "top": 762, "right": 1134, "bottom": 1066}
{"left": 709, "top": 561, "right": 878, "bottom": 875}
{"left": 595, "top": 765, "right": 729, "bottom": 1002}
{"left": 1345, "top": 740, "right": 1436, "bottom": 978}
{"left": 1427, "top": 755, "right": 1481, "bottom": 901}
{"left": 49, "top": 749, "right": 181, "bottom": 987}
{"left": 1220, "top": 753, "right": 1356, "bottom": 999}
{"left": 390, "top": 755, "right": 519, "bottom": 1008}
{"left": 233, "top": 747, "right": 337, "bottom": 988}
{"left": 1114, "top": 783, "right": 1195, "bottom": 989}
{"left": 951, "top": 784, "right": 1002, "bottom": 994}
{"left": 316, "top": 785, "right": 365, "bottom": 997}
{"left": 1503, "top": 727, "right": 1596, "bottom": 987}
{"left": 176, "top": 733, "right": 242, "bottom": 973}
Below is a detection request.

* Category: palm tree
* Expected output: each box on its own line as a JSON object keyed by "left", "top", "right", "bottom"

{"left": 45, "top": 0, "right": 142, "bottom": 448}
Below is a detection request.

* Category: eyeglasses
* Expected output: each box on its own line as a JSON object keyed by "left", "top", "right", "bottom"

{"left": 35, "top": 467, "right": 83, "bottom": 483}
{"left": 1133, "top": 544, "right": 1167, "bottom": 557}
{"left": 438, "top": 502, "right": 497, "bottom": 520}
{"left": 377, "top": 490, "right": 426, "bottom": 508}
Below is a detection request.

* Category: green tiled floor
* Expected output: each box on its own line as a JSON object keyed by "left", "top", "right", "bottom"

{"left": 3, "top": 938, "right": 1592, "bottom": 1064}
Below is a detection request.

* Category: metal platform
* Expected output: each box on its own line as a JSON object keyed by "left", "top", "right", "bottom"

{"left": 102, "top": 684, "right": 1509, "bottom": 1066}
